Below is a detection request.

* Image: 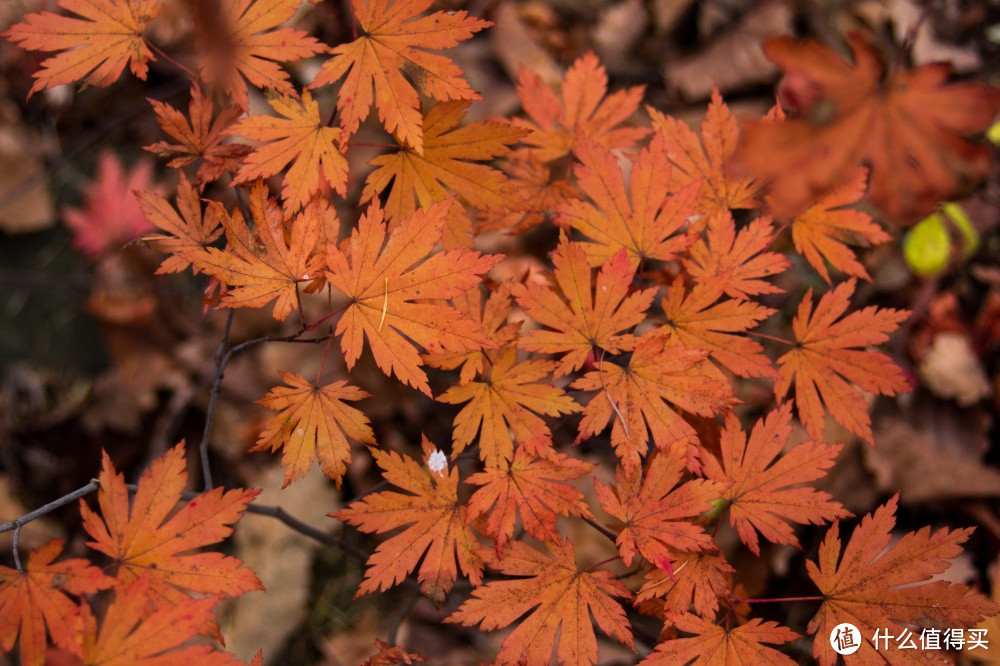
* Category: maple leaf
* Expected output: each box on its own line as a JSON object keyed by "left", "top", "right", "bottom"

{"left": 512, "top": 241, "right": 657, "bottom": 377}
{"left": 658, "top": 279, "right": 776, "bottom": 379}
{"left": 63, "top": 151, "right": 159, "bottom": 260}
{"left": 639, "top": 613, "right": 798, "bottom": 666}
{"left": 701, "top": 405, "right": 848, "bottom": 556}
{"left": 79, "top": 443, "right": 262, "bottom": 608}
{"left": 512, "top": 51, "right": 649, "bottom": 163}
{"left": 359, "top": 639, "right": 425, "bottom": 666}
{"left": 76, "top": 576, "right": 252, "bottom": 666}
{"left": 230, "top": 91, "right": 347, "bottom": 212}
{"left": 557, "top": 132, "right": 698, "bottom": 267}
{"left": 775, "top": 278, "right": 910, "bottom": 444}
{"left": 437, "top": 348, "right": 580, "bottom": 465}
{"left": 445, "top": 539, "right": 634, "bottom": 666}
{"left": 464, "top": 445, "right": 595, "bottom": 550}
{"left": 573, "top": 333, "right": 737, "bottom": 473}
{"left": 0, "top": 539, "right": 113, "bottom": 666}
{"left": 190, "top": 182, "right": 324, "bottom": 322}
{"left": 682, "top": 212, "right": 790, "bottom": 300}
{"left": 324, "top": 198, "right": 501, "bottom": 396}
{"left": 333, "top": 440, "right": 484, "bottom": 602}
{"left": 137, "top": 172, "right": 223, "bottom": 274}
{"left": 478, "top": 155, "right": 579, "bottom": 234}
{"left": 196, "top": 0, "right": 326, "bottom": 111}
{"left": 3, "top": 0, "right": 162, "bottom": 96}
{"left": 362, "top": 101, "right": 527, "bottom": 223}
{"left": 738, "top": 33, "right": 1000, "bottom": 222}
{"left": 647, "top": 88, "right": 759, "bottom": 217}
{"left": 144, "top": 85, "right": 251, "bottom": 185}
{"left": 422, "top": 282, "right": 522, "bottom": 384}
{"left": 595, "top": 453, "right": 723, "bottom": 567}
{"left": 253, "top": 371, "right": 374, "bottom": 488}
{"left": 635, "top": 551, "right": 734, "bottom": 619}
{"left": 807, "top": 495, "right": 1000, "bottom": 665}
{"left": 789, "top": 167, "right": 891, "bottom": 283}
{"left": 310, "top": 0, "right": 490, "bottom": 152}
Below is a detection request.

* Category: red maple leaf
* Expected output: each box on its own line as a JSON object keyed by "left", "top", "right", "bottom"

{"left": 63, "top": 151, "right": 160, "bottom": 260}
{"left": 738, "top": 33, "right": 1000, "bottom": 222}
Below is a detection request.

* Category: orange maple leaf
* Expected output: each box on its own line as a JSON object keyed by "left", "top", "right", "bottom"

{"left": 3, "top": 0, "right": 162, "bottom": 96}
{"left": 701, "top": 405, "right": 848, "bottom": 556}
{"left": 230, "top": 91, "right": 348, "bottom": 212}
{"left": 196, "top": 0, "right": 326, "bottom": 111}
{"left": 437, "top": 349, "right": 580, "bottom": 465}
{"left": 359, "top": 639, "right": 425, "bottom": 666}
{"left": 324, "top": 199, "right": 501, "bottom": 396}
{"left": 144, "top": 85, "right": 250, "bottom": 186}
{"left": 640, "top": 613, "right": 798, "bottom": 666}
{"left": 253, "top": 371, "right": 375, "bottom": 488}
{"left": 333, "top": 440, "right": 484, "bottom": 602}
{"left": 789, "top": 167, "right": 891, "bottom": 283}
{"left": 512, "top": 51, "right": 649, "bottom": 163}
{"left": 422, "top": 282, "right": 522, "bottom": 384}
{"left": 76, "top": 576, "right": 254, "bottom": 666}
{"left": 513, "top": 241, "right": 656, "bottom": 377}
{"left": 557, "top": 132, "right": 697, "bottom": 267}
{"left": 79, "top": 443, "right": 262, "bottom": 608}
{"left": 807, "top": 495, "right": 1000, "bottom": 665}
{"left": 0, "top": 539, "right": 112, "bottom": 666}
{"left": 596, "top": 453, "right": 723, "bottom": 567}
{"left": 573, "top": 333, "right": 737, "bottom": 473}
{"left": 362, "top": 101, "right": 527, "bottom": 223}
{"left": 137, "top": 172, "right": 223, "bottom": 274}
{"left": 191, "top": 182, "right": 324, "bottom": 322}
{"left": 658, "top": 279, "right": 776, "bottom": 379}
{"left": 682, "top": 212, "right": 789, "bottom": 300}
{"left": 775, "top": 278, "right": 910, "bottom": 444}
{"left": 464, "top": 445, "right": 595, "bottom": 550}
{"left": 309, "top": 0, "right": 490, "bottom": 152}
{"left": 445, "top": 539, "right": 634, "bottom": 666}
{"left": 738, "top": 33, "right": 1000, "bottom": 222}
{"left": 478, "top": 155, "right": 580, "bottom": 234}
{"left": 635, "top": 551, "right": 734, "bottom": 619}
{"left": 647, "top": 88, "right": 760, "bottom": 217}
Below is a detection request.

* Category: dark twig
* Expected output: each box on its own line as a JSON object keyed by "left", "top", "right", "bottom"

{"left": 0, "top": 481, "right": 100, "bottom": 571}
{"left": 200, "top": 310, "right": 235, "bottom": 490}
{"left": 582, "top": 516, "right": 618, "bottom": 543}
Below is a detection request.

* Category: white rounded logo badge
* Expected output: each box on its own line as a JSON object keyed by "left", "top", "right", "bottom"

{"left": 830, "top": 623, "right": 861, "bottom": 655}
